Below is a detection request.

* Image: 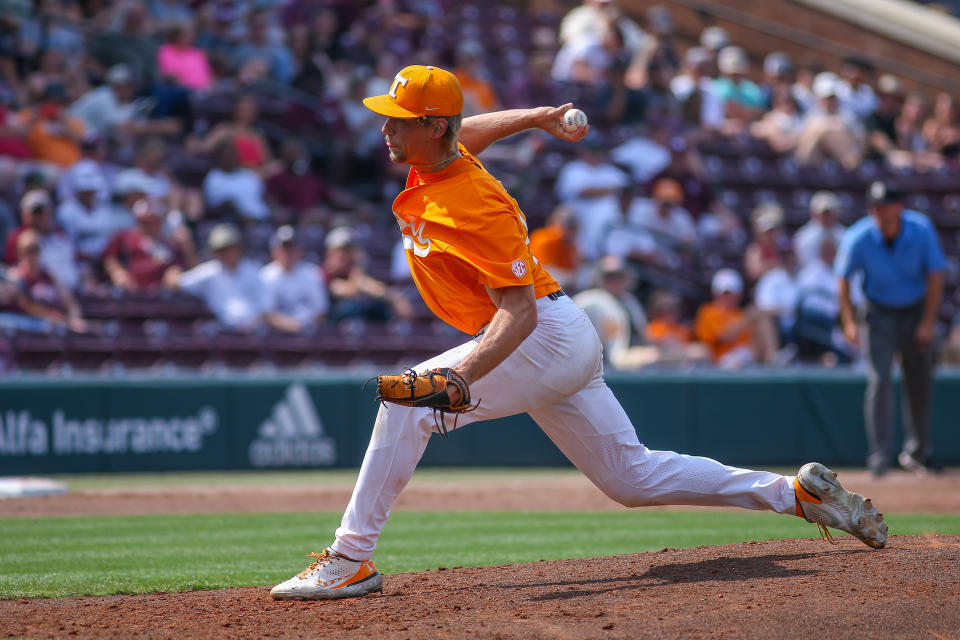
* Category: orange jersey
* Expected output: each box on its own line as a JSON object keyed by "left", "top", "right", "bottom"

{"left": 393, "top": 144, "right": 559, "bottom": 335}
{"left": 693, "top": 302, "right": 752, "bottom": 361}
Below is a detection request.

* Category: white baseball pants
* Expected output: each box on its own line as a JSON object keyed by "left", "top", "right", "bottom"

{"left": 332, "top": 295, "right": 797, "bottom": 560}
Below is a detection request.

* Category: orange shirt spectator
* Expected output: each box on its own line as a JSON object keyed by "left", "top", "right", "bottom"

{"left": 22, "top": 104, "right": 86, "bottom": 167}
{"left": 529, "top": 225, "right": 579, "bottom": 271}
{"left": 645, "top": 290, "right": 692, "bottom": 344}
{"left": 647, "top": 319, "right": 692, "bottom": 344}
{"left": 694, "top": 269, "right": 754, "bottom": 365}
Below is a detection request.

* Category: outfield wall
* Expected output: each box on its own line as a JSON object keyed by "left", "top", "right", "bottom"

{"left": 1, "top": 372, "right": 958, "bottom": 474}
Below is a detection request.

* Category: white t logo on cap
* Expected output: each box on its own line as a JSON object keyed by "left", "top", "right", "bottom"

{"left": 388, "top": 73, "right": 410, "bottom": 99}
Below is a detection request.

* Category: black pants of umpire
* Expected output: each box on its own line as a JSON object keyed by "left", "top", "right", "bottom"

{"left": 861, "top": 300, "right": 934, "bottom": 474}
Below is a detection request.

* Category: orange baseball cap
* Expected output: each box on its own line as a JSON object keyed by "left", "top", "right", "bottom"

{"left": 363, "top": 65, "right": 464, "bottom": 118}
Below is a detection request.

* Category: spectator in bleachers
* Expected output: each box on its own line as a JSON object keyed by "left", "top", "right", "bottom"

{"left": 551, "top": 18, "right": 630, "bottom": 87}
{"left": 892, "top": 91, "right": 941, "bottom": 170}
{"left": 759, "top": 52, "right": 795, "bottom": 106}
{"left": 750, "top": 85, "right": 803, "bottom": 154}
{"left": 793, "top": 190, "right": 846, "bottom": 268}
{"left": 602, "top": 187, "right": 663, "bottom": 268}
{"left": 454, "top": 41, "right": 501, "bottom": 117}
{"left": 922, "top": 92, "right": 960, "bottom": 161}
{"left": 266, "top": 138, "right": 332, "bottom": 226}
{"left": 794, "top": 238, "right": 855, "bottom": 363}
{"left": 230, "top": 9, "right": 296, "bottom": 85}
{"left": 5, "top": 189, "right": 79, "bottom": 291}
{"left": 836, "top": 57, "right": 878, "bottom": 120}
{"left": 57, "top": 134, "right": 110, "bottom": 204}
{"left": 529, "top": 205, "right": 582, "bottom": 289}
{"left": 713, "top": 46, "right": 766, "bottom": 134}
{"left": 260, "top": 225, "right": 329, "bottom": 333}
{"left": 202, "top": 141, "right": 270, "bottom": 223}
{"left": 555, "top": 136, "right": 629, "bottom": 260}
{"left": 21, "top": 83, "right": 85, "bottom": 169}
{"left": 89, "top": 5, "right": 158, "bottom": 86}
{"left": 574, "top": 255, "right": 659, "bottom": 369}
{"left": 559, "top": 0, "right": 647, "bottom": 53}
{"left": 157, "top": 22, "right": 214, "bottom": 92}
{"left": 794, "top": 72, "right": 865, "bottom": 171}
{"left": 754, "top": 247, "right": 799, "bottom": 363}
{"left": 192, "top": 94, "right": 275, "bottom": 173}
{"left": 102, "top": 198, "right": 192, "bottom": 292}
{"left": 61, "top": 168, "right": 143, "bottom": 261}
{"left": 644, "top": 289, "right": 710, "bottom": 365}
{"left": 5, "top": 229, "right": 87, "bottom": 333}
{"left": 177, "top": 223, "right": 268, "bottom": 332}
{"left": 69, "top": 64, "right": 180, "bottom": 139}
{"left": 670, "top": 47, "right": 722, "bottom": 130}
{"left": 322, "top": 226, "right": 412, "bottom": 324}
{"left": 865, "top": 74, "right": 905, "bottom": 162}
{"left": 694, "top": 268, "right": 757, "bottom": 368}
{"left": 55, "top": 162, "right": 112, "bottom": 261}
{"left": 744, "top": 203, "right": 786, "bottom": 282}
{"left": 628, "top": 177, "right": 697, "bottom": 250}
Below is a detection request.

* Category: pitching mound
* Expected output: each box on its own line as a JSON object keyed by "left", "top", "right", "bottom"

{"left": 4, "top": 535, "right": 958, "bottom": 639}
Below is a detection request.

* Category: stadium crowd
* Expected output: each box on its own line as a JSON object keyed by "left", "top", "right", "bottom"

{"left": 0, "top": 0, "right": 958, "bottom": 373}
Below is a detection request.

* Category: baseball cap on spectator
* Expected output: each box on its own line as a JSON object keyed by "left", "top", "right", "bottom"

{"left": 652, "top": 178, "right": 684, "bottom": 204}
{"left": 700, "top": 26, "right": 730, "bottom": 52}
{"left": 114, "top": 169, "right": 153, "bottom": 196}
{"left": 711, "top": 268, "right": 743, "bottom": 296}
{"left": 271, "top": 225, "right": 298, "bottom": 249}
{"left": 810, "top": 190, "right": 840, "bottom": 215}
{"left": 73, "top": 164, "right": 107, "bottom": 193}
{"left": 684, "top": 47, "right": 711, "bottom": 68}
{"left": 717, "top": 46, "right": 748, "bottom": 75}
{"left": 598, "top": 254, "right": 632, "bottom": 278}
{"left": 752, "top": 203, "right": 784, "bottom": 233}
{"left": 20, "top": 190, "right": 52, "bottom": 216}
{"left": 362, "top": 65, "right": 464, "bottom": 118}
{"left": 106, "top": 64, "right": 134, "bottom": 86}
{"left": 325, "top": 226, "right": 355, "bottom": 250}
{"left": 208, "top": 223, "right": 242, "bottom": 251}
{"left": 867, "top": 181, "right": 904, "bottom": 205}
{"left": 763, "top": 52, "right": 793, "bottom": 77}
{"left": 876, "top": 74, "right": 903, "bottom": 96}
{"left": 813, "top": 72, "right": 840, "bottom": 99}
{"left": 132, "top": 198, "right": 163, "bottom": 220}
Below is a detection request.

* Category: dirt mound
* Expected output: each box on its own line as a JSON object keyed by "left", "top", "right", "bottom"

{"left": 4, "top": 535, "right": 958, "bottom": 640}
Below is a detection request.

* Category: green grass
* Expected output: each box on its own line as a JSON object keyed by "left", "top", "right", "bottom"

{"left": 2, "top": 511, "right": 958, "bottom": 599}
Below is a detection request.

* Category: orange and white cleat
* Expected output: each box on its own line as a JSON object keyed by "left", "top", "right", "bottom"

{"left": 794, "top": 462, "right": 888, "bottom": 549}
{"left": 270, "top": 549, "right": 383, "bottom": 600}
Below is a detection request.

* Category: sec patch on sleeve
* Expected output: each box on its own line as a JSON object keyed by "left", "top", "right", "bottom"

{"left": 511, "top": 259, "right": 527, "bottom": 278}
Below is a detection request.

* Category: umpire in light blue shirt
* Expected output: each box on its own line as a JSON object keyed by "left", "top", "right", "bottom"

{"left": 835, "top": 181, "right": 946, "bottom": 476}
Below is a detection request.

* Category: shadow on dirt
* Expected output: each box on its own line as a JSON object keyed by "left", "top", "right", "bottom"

{"left": 522, "top": 549, "right": 874, "bottom": 601}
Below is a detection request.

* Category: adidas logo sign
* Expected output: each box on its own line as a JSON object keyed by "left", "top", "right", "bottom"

{"left": 248, "top": 383, "right": 337, "bottom": 467}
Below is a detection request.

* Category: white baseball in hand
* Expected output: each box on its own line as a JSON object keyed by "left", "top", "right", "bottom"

{"left": 561, "top": 108, "right": 588, "bottom": 133}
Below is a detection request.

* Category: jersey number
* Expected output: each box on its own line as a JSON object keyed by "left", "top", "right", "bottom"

{"left": 388, "top": 73, "right": 410, "bottom": 98}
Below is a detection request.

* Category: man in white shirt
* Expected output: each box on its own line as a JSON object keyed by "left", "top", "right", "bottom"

{"left": 628, "top": 177, "right": 697, "bottom": 249}
{"left": 260, "top": 225, "right": 329, "bottom": 333}
{"left": 56, "top": 162, "right": 119, "bottom": 261}
{"left": 558, "top": 0, "right": 646, "bottom": 52}
{"left": 793, "top": 190, "right": 846, "bottom": 268}
{"left": 554, "top": 141, "right": 629, "bottom": 260}
{"left": 202, "top": 142, "right": 270, "bottom": 222}
{"left": 178, "top": 223, "right": 267, "bottom": 331}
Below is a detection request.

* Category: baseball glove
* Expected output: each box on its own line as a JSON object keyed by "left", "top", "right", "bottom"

{"left": 368, "top": 367, "right": 475, "bottom": 438}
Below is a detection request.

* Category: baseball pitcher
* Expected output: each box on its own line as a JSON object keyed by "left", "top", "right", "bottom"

{"left": 270, "top": 66, "right": 887, "bottom": 601}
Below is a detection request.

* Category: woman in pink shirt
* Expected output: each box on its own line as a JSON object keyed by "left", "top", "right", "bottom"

{"left": 158, "top": 23, "right": 213, "bottom": 91}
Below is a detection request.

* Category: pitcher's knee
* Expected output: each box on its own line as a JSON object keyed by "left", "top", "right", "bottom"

{"left": 597, "top": 478, "right": 651, "bottom": 508}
